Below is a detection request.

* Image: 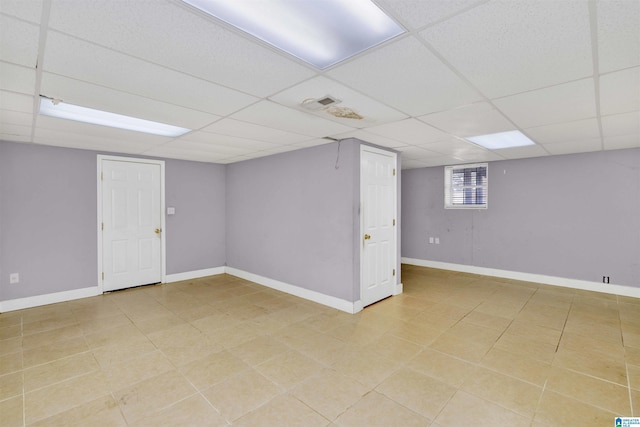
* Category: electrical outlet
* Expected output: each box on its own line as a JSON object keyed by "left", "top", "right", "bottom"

{"left": 429, "top": 237, "right": 434, "bottom": 244}
{"left": 435, "top": 237, "right": 440, "bottom": 245}
{"left": 602, "top": 276, "right": 610, "bottom": 284}
{"left": 9, "top": 273, "right": 19, "bottom": 284}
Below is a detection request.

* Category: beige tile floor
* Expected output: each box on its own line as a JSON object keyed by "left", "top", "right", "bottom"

{"left": 1, "top": 265, "right": 638, "bottom": 426}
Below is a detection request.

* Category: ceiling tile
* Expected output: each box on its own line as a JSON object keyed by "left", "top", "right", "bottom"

{"left": 0, "top": 91, "right": 33, "bottom": 113}
{"left": 34, "top": 126, "right": 166, "bottom": 154}
{"left": 418, "top": 102, "right": 514, "bottom": 137}
{"left": 333, "top": 130, "right": 408, "bottom": 149}
{"left": 400, "top": 158, "right": 432, "bottom": 169}
{"left": 365, "top": 118, "right": 448, "bottom": 145}
{"left": 269, "top": 76, "right": 408, "bottom": 128}
{"left": 603, "top": 134, "right": 640, "bottom": 150}
{"left": 229, "top": 101, "right": 354, "bottom": 137}
{"left": 376, "top": 0, "right": 485, "bottom": 30}
{"left": 601, "top": 111, "right": 640, "bottom": 137}
{"left": 47, "top": 0, "right": 315, "bottom": 97}
{"left": 0, "top": 16, "right": 39, "bottom": 67}
{"left": 418, "top": 137, "right": 489, "bottom": 157}
{"left": 541, "top": 138, "right": 602, "bottom": 155}
{"left": 178, "top": 131, "right": 278, "bottom": 151}
{"left": 0, "top": 63, "right": 35, "bottom": 94}
{"left": 524, "top": 118, "right": 600, "bottom": 145}
{"left": 495, "top": 144, "right": 549, "bottom": 160}
{"left": 0, "top": 123, "right": 31, "bottom": 142}
{"left": 43, "top": 33, "right": 257, "bottom": 117}
{"left": 201, "top": 119, "right": 309, "bottom": 144}
{"left": 600, "top": 67, "right": 640, "bottom": 116}
{"left": 493, "top": 79, "right": 596, "bottom": 129}
{"left": 0, "top": 0, "right": 42, "bottom": 23}
{"left": 396, "top": 145, "right": 442, "bottom": 160}
{"left": 0, "top": 110, "right": 31, "bottom": 127}
{"left": 327, "top": 36, "right": 482, "bottom": 116}
{"left": 421, "top": 0, "right": 592, "bottom": 98}
{"left": 597, "top": 0, "right": 640, "bottom": 73}
{"left": 40, "top": 73, "right": 220, "bottom": 130}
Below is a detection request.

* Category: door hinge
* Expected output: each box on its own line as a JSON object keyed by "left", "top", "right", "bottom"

{"left": 101, "top": 272, "right": 104, "bottom": 280}
{"left": 393, "top": 219, "right": 396, "bottom": 226}
{"left": 393, "top": 269, "right": 396, "bottom": 276}
{"left": 101, "top": 222, "right": 104, "bottom": 230}
{"left": 101, "top": 172, "right": 103, "bottom": 181}
{"left": 393, "top": 168, "right": 396, "bottom": 176}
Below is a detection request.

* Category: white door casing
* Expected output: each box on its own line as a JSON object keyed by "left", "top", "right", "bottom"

{"left": 360, "top": 146, "right": 398, "bottom": 307}
{"left": 98, "top": 156, "right": 165, "bottom": 292}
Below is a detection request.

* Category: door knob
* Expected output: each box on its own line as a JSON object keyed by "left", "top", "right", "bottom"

{"left": 364, "top": 234, "right": 371, "bottom": 240}
{"left": 154, "top": 228, "right": 162, "bottom": 234}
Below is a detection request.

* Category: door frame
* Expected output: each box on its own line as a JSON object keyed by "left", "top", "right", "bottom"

{"left": 359, "top": 145, "right": 399, "bottom": 308}
{"left": 97, "top": 155, "right": 166, "bottom": 293}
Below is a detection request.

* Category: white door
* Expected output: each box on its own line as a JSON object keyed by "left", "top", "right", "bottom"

{"left": 361, "top": 146, "right": 397, "bottom": 307}
{"left": 100, "top": 158, "right": 163, "bottom": 292}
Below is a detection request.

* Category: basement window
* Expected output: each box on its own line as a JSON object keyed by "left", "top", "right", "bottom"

{"left": 444, "top": 163, "right": 488, "bottom": 209}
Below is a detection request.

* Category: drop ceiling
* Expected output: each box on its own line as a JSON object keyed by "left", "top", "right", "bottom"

{"left": 0, "top": 0, "right": 638, "bottom": 169}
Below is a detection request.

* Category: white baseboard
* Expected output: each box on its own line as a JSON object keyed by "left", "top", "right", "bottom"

{"left": 225, "top": 267, "right": 362, "bottom": 314}
{"left": 1, "top": 266, "right": 391, "bottom": 314}
{"left": 0, "top": 286, "right": 100, "bottom": 312}
{"left": 401, "top": 257, "right": 640, "bottom": 299}
{"left": 165, "top": 267, "right": 226, "bottom": 283}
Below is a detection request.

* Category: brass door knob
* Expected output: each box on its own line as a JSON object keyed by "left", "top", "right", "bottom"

{"left": 154, "top": 228, "right": 162, "bottom": 234}
{"left": 364, "top": 234, "right": 371, "bottom": 240}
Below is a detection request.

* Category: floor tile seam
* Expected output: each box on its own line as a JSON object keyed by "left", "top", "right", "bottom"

{"left": 538, "top": 385, "right": 625, "bottom": 417}
{"left": 22, "top": 362, "right": 103, "bottom": 396}
{"left": 627, "top": 361, "right": 636, "bottom": 417}
{"left": 117, "top": 388, "right": 203, "bottom": 426}
{"left": 21, "top": 348, "right": 98, "bottom": 378}
{"left": 455, "top": 379, "right": 541, "bottom": 421}
{"left": 436, "top": 388, "right": 533, "bottom": 426}
{"left": 369, "top": 385, "right": 438, "bottom": 424}
{"left": 530, "top": 377, "right": 550, "bottom": 426}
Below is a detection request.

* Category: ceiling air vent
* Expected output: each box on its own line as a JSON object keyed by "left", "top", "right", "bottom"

{"left": 301, "top": 95, "right": 341, "bottom": 110}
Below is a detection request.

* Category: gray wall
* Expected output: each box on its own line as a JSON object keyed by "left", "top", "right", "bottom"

{"left": 226, "top": 140, "right": 361, "bottom": 301}
{"left": 165, "top": 159, "right": 226, "bottom": 274}
{"left": 0, "top": 141, "right": 226, "bottom": 301}
{"left": 402, "top": 148, "right": 640, "bottom": 288}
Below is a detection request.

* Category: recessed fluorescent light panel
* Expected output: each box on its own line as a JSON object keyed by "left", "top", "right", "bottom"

{"left": 182, "top": 0, "right": 405, "bottom": 69}
{"left": 466, "top": 130, "right": 536, "bottom": 150}
{"left": 39, "top": 97, "right": 190, "bottom": 137}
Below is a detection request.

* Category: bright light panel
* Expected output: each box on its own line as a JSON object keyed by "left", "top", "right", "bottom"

{"left": 182, "top": 0, "right": 405, "bottom": 69}
{"left": 39, "top": 97, "right": 191, "bottom": 137}
{"left": 466, "top": 130, "right": 536, "bottom": 150}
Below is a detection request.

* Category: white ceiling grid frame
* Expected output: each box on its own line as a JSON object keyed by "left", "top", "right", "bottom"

{"left": 492, "top": 78, "right": 598, "bottom": 129}
{"left": 543, "top": 137, "right": 604, "bottom": 156}
{"left": 375, "top": 0, "right": 488, "bottom": 31}
{"left": 0, "top": 1, "right": 43, "bottom": 23}
{"left": 41, "top": 32, "right": 258, "bottom": 118}
{"left": 364, "top": 118, "right": 450, "bottom": 145}
{"left": 525, "top": 118, "right": 601, "bottom": 145}
{"left": 419, "top": 0, "right": 594, "bottom": 99}
{"left": 0, "top": 15, "right": 41, "bottom": 67}
{"left": 417, "top": 102, "right": 515, "bottom": 137}
{"left": 40, "top": 73, "right": 222, "bottom": 131}
{"left": 201, "top": 118, "right": 313, "bottom": 145}
{"left": 46, "top": 0, "right": 316, "bottom": 98}
{"left": 326, "top": 36, "right": 484, "bottom": 117}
